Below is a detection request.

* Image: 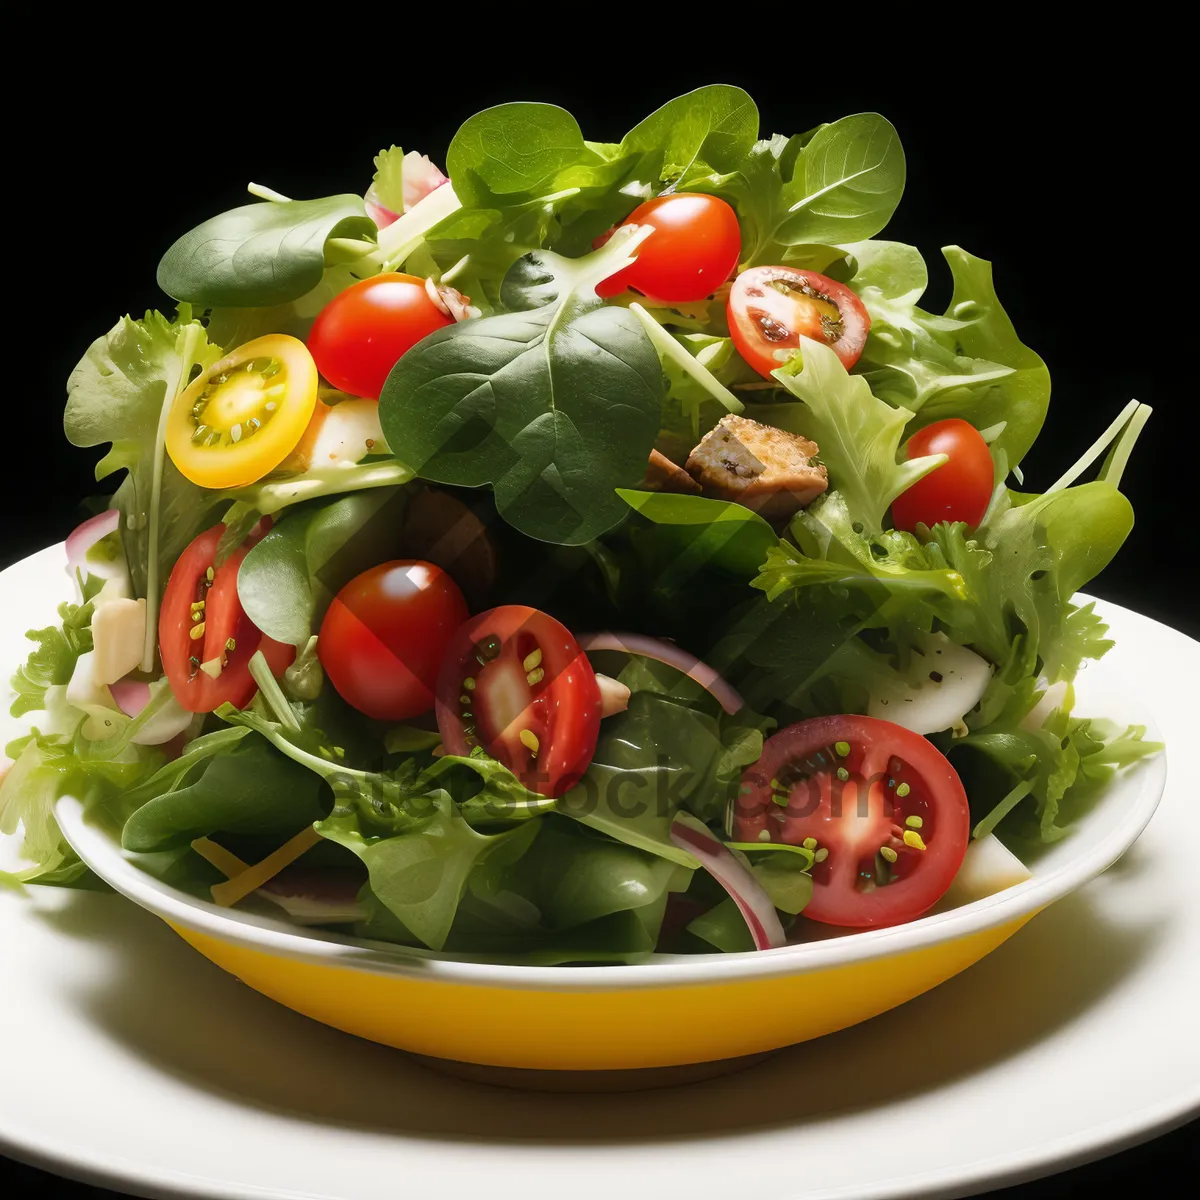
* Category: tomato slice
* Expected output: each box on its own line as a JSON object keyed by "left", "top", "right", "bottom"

{"left": 728, "top": 266, "right": 871, "bottom": 376}
{"left": 891, "top": 418, "right": 995, "bottom": 532}
{"left": 733, "top": 715, "right": 969, "bottom": 927}
{"left": 435, "top": 606, "right": 601, "bottom": 798}
{"left": 166, "top": 335, "right": 318, "bottom": 489}
{"left": 160, "top": 523, "right": 295, "bottom": 713}
{"left": 319, "top": 560, "right": 469, "bottom": 722}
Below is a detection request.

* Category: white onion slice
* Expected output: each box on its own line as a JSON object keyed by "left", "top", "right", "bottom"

{"left": 576, "top": 633, "right": 744, "bottom": 715}
{"left": 669, "top": 815, "right": 786, "bottom": 951}
{"left": 65, "top": 510, "right": 122, "bottom": 580}
{"left": 110, "top": 679, "right": 196, "bottom": 746}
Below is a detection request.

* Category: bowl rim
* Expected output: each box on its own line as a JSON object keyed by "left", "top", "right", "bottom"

{"left": 54, "top": 652, "right": 1167, "bottom": 993}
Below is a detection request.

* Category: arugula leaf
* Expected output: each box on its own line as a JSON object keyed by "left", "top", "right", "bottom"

{"left": 157, "top": 195, "right": 376, "bottom": 308}
{"left": 378, "top": 232, "right": 664, "bottom": 545}
{"left": 845, "top": 242, "right": 1051, "bottom": 469}
{"left": 760, "top": 337, "right": 947, "bottom": 533}
{"left": 65, "top": 310, "right": 223, "bottom": 664}
{"left": 10, "top": 600, "right": 95, "bottom": 717}
{"left": 237, "top": 488, "right": 408, "bottom": 647}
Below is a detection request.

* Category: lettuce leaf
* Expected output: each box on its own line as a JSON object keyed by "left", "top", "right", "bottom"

{"left": 9, "top": 598, "right": 95, "bottom": 717}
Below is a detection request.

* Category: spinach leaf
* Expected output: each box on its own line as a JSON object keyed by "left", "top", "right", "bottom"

{"left": 121, "top": 736, "right": 327, "bottom": 853}
{"left": 446, "top": 103, "right": 592, "bottom": 204}
{"left": 378, "top": 233, "right": 663, "bottom": 545}
{"left": 157, "top": 195, "right": 375, "bottom": 308}
{"left": 237, "top": 488, "right": 408, "bottom": 647}
{"left": 616, "top": 489, "right": 778, "bottom": 581}
{"left": 775, "top": 114, "right": 906, "bottom": 246}
{"left": 620, "top": 84, "right": 759, "bottom": 179}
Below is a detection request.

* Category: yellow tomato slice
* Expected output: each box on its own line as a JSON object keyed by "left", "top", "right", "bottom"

{"left": 166, "top": 334, "right": 318, "bottom": 489}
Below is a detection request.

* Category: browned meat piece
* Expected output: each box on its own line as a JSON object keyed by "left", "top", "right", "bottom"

{"left": 685, "top": 415, "right": 828, "bottom": 522}
{"left": 639, "top": 448, "right": 702, "bottom": 495}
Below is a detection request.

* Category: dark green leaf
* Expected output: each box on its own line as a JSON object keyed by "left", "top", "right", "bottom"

{"left": 157, "top": 196, "right": 375, "bottom": 307}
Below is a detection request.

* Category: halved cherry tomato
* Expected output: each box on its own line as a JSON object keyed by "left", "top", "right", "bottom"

{"left": 307, "top": 274, "right": 453, "bottom": 400}
{"left": 733, "top": 715, "right": 969, "bottom": 927}
{"left": 166, "top": 335, "right": 318, "bottom": 490}
{"left": 319, "top": 561, "right": 468, "bottom": 722}
{"left": 435, "top": 606, "right": 601, "bottom": 798}
{"left": 728, "top": 266, "right": 871, "bottom": 375}
{"left": 596, "top": 193, "right": 741, "bottom": 303}
{"left": 891, "top": 419, "right": 995, "bottom": 532}
{"left": 160, "top": 523, "right": 295, "bottom": 713}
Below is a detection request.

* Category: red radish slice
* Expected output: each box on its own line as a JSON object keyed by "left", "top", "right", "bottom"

{"left": 401, "top": 152, "right": 448, "bottom": 211}
{"left": 576, "top": 633, "right": 744, "bottom": 714}
{"left": 66, "top": 510, "right": 122, "bottom": 579}
{"left": 670, "top": 815, "right": 786, "bottom": 951}
{"left": 110, "top": 679, "right": 151, "bottom": 715}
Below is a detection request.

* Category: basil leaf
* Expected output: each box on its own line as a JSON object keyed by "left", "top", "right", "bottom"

{"left": 378, "top": 233, "right": 663, "bottom": 545}
{"left": 157, "top": 195, "right": 375, "bottom": 307}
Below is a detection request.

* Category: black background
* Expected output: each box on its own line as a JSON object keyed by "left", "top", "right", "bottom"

{"left": 2, "top": 46, "right": 1195, "bottom": 1199}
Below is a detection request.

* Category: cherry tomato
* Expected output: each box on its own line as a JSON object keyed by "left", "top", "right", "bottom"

{"left": 319, "top": 561, "right": 468, "bottom": 721}
{"left": 435, "top": 606, "right": 601, "bottom": 798}
{"left": 733, "top": 715, "right": 969, "bottom": 927}
{"left": 161, "top": 523, "right": 295, "bottom": 713}
{"left": 307, "top": 274, "right": 453, "bottom": 400}
{"left": 596, "top": 194, "right": 741, "bottom": 303}
{"left": 728, "top": 266, "right": 871, "bottom": 375}
{"left": 166, "top": 335, "right": 318, "bottom": 490}
{"left": 891, "top": 419, "right": 994, "bottom": 532}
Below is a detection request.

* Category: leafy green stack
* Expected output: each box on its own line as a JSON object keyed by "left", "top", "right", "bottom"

{"left": 1, "top": 86, "right": 1156, "bottom": 961}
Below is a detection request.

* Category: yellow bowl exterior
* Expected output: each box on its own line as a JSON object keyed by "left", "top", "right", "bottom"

{"left": 169, "top": 913, "right": 1035, "bottom": 1070}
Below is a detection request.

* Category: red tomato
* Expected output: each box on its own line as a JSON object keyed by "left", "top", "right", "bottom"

{"left": 319, "top": 561, "right": 468, "bottom": 722}
{"left": 161, "top": 524, "right": 295, "bottom": 714}
{"left": 596, "top": 193, "right": 741, "bottom": 303}
{"left": 728, "top": 266, "right": 871, "bottom": 375}
{"left": 435, "top": 606, "right": 601, "bottom": 798}
{"left": 891, "top": 419, "right": 994, "bottom": 532}
{"left": 733, "top": 715, "right": 969, "bottom": 928}
{"left": 307, "top": 274, "right": 453, "bottom": 400}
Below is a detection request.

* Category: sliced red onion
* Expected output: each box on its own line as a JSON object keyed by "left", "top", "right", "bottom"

{"left": 110, "top": 679, "right": 196, "bottom": 746}
{"left": 365, "top": 194, "right": 400, "bottom": 229}
{"left": 65, "top": 510, "right": 122, "bottom": 579}
{"left": 670, "top": 815, "right": 786, "bottom": 951}
{"left": 576, "top": 632, "right": 744, "bottom": 714}
{"left": 258, "top": 866, "right": 365, "bottom": 924}
{"left": 401, "top": 151, "right": 449, "bottom": 211}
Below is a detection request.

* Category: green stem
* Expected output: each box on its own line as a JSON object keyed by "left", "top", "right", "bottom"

{"left": 1097, "top": 403, "right": 1152, "bottom": 492}
{"left": 972, "top": 779, "right": 1034, "bottom": 840}
{"left": 247, "top": 651, "right": 300, "bottom": 731}
{"left": 1045, "top": 399, "right": 1140, "bottom": 495}
{"left": 247, "top": 182, "right": 292, "bottom": 203}
{"left": 141, "top": 322, "right": 203, "bottom": 673}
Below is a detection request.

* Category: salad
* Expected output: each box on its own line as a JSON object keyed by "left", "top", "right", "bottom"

{"left": 0, "top": 86, "right": 1161, "bottom": 963}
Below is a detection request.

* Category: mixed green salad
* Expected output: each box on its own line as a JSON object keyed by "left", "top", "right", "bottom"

{"left": 0, "top": 86, "right": 1160, "bottom": 962}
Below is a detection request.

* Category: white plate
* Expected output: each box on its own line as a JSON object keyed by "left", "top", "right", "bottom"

{"left": 1, "top": 545, "right": 1197, "bottom": 1199}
